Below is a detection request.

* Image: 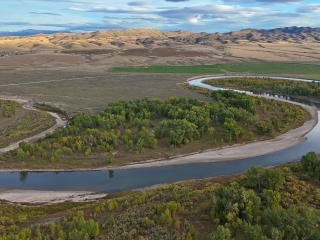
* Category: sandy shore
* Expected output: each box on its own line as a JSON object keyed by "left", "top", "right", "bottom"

{"left": 0, "top": 189, "right": 107, "bottom": 205}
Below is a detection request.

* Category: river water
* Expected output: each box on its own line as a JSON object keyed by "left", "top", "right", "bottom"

{"left": 0, "top": 76, "right": 319, "bottom": 193}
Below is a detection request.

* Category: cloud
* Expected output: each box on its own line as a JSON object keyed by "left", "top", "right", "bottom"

{"left": 70, "top": 6, "right": 152, "bottom": 14}
{"left": 30, "top": 12, "right": 62, "bottom": 16}
{"left": 165, "top": 0, "right": 189, "bottom": 2}
{"left": 0, "top": 22, "right": 31, "bottom": 26}
{"left": 127, "top": 1, "right": 151, "bottom": 6}
{"left": 35, "top": 0, "right": 101, "bottom": 3}
{"left": 297, "top": 4, "right": 320, "bottom": 13}
{"left": 1, "top": 0, "right": 320, "bottom": 35}
{"left": 188, "top": 15, "right": 202, "bottom": 24}
{"left": 105, "top": 15, "right": 168, "bottom": 24}
{"left": 223, "top": 0, "right": 303, "bottom": 3}
{"left": 158, "top": 4, "right": 266, "bottom": 20}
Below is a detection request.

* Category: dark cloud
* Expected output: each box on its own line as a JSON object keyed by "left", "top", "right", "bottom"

{"left": 30, "top": 12, "right": 62, "bottom": 16}
{"left": 127, "top": 1, "right": 151, "bottom": 6}
{"left": 297, "top": 4, "right": 320, "bottom": 13}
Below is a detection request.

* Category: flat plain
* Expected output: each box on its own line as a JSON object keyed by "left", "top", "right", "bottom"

{"left": 1, "top": 62, "right": 320, "bottom": 115}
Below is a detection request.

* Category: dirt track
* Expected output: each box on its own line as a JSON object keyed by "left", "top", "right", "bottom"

{"left": 0, "top": 99, "right": 66, "bottom": 153}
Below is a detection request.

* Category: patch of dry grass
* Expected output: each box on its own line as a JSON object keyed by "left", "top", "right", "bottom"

{"left": 0, "top": 70, "right": 211, "bottom": 114}
{"left": 0, "top": 102, "right": 55, "bottom": 148}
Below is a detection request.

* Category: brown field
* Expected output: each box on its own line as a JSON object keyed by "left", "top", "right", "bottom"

{"left": 119, "top": 48, "right": 149, "bottom": 56}
{"left": 0, "top": 43, "right": 319, "bottom": 73}
{"left": 150, "top": 48, "right": 209, "bottom": 57}
{"left": 0, "top": 54, "right": 85, "bottom": 71}
{"left": 0, "top": 30, "right": 319, "bottom": 114}
{"left": 0, "top": 69, "right": 211, "bottom": 114}
{"left": 60, "top": 49, "right": 114, "bottom": 55}
{"left": 226, "top": 43, "right": 320, "bottom": 62}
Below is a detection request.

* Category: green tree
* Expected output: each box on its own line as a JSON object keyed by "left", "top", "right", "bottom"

{"left": 301, "top": 151, "right": 318, "bottom": 172}
{"left": 207, "top": 226, "right": 233, "bottom": 240}
{"left": 108, "top": 151, "right": 113, "bottom": 164}
{"left": 241, "top": 222, "right": 268, "bottom": 240}
{"left": 246, "top": 166, "right": 266, "bottom": 190}
{"left": 264, "top": 168, "right": 285, "bottom": 191}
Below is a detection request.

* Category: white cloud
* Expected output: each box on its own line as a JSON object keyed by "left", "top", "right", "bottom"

{"left": 188, "top": 15, "right": 202, "bottom": 24}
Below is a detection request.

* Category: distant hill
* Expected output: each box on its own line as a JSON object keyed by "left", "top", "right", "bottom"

{"left": 0, "top": 27, "right": 319, "bottom": 52}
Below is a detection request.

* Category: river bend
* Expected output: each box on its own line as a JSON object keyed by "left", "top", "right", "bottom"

{"left": 0, "top": 76, "right": 319, "bottom": 193}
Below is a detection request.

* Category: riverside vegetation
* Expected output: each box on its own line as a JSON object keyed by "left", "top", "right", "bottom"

{"left": 204, "top": 77, "right": 320, "bottom": 101}
{"left": 0, "top": 90, "right": 309, "bottom": 169}
{"left": 1, "top": 152, "right": 320, "bottom": 239}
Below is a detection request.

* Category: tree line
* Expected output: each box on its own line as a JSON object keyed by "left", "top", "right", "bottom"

{"left": 5, "top": 92, "right": 309, "bottom": 164}
{"left": 205, "top": 77, "right": 320, "bottom": 98}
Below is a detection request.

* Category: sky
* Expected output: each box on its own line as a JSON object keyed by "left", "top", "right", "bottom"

{"left": 0, "top": 0, "right": 320, "bottom": 35}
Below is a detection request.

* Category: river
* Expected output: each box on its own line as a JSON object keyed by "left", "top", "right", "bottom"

{"left": 0, "top": 76, "right": 319, "bottom": 193}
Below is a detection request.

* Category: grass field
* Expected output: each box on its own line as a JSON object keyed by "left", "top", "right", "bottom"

{"left": 110, "top": 63, "right": 320, "bottom": 79}
{"left": 109, "top": 65, "right": 224, "bottom": 74}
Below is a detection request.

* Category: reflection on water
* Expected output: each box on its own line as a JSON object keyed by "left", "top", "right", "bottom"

{"left": 19, "top": 172, "right": 28, "bottom": 182}
{"left": 0, "top": 76, "right": 319, "bottom": 193}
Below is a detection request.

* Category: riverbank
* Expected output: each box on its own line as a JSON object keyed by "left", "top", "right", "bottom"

{"left": 116, "top": 104, "right": 318, "bottom": 169}
{"left": 0, "top": 189, "right": 107, "bottom": 205}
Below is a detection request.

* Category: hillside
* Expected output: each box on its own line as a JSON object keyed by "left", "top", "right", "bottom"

{"left": 1, "top": 27, "right": 320, "bottom": 52}
{"left": 0, "top": 26, "right": 320, "bottom": 71}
